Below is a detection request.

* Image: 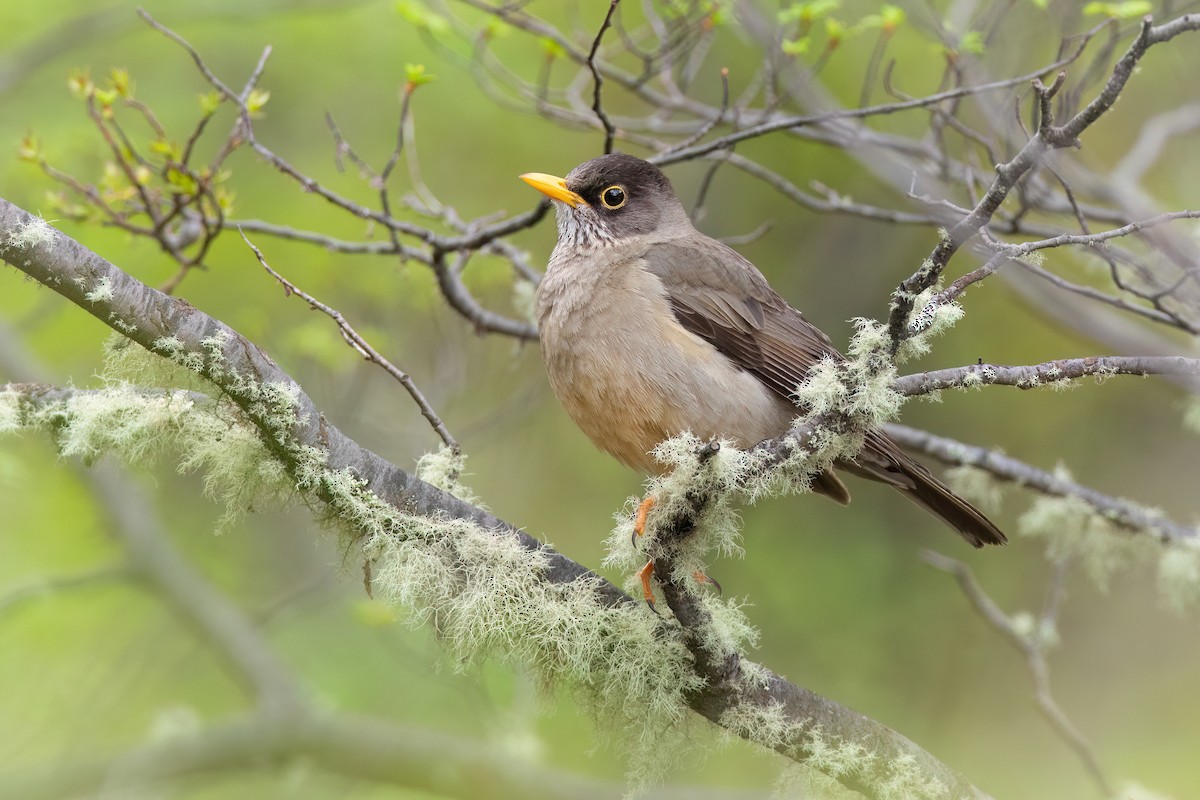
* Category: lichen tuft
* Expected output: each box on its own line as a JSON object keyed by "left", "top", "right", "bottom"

{"left": 1157, "top": 540, "right": 1200, "bottom": 615}
{"left": 4, "top": 216, "right": 55, "bottom": 250}
{"left": 415, "top": 444, "right": 482, "bottom": 507}
{"left": 1017, "top": 480, "right": 1150, "bottom": 591}
{"left": 944, "top": 465, "right": 1003, "bottom": 515}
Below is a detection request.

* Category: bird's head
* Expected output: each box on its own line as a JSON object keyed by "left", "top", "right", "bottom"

{"left": 520, "top": 153, "right": 687, "bottom": 249}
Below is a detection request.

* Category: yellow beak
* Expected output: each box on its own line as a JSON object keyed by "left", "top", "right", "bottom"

{"left": 520, "top": 172, "right": 586, "bottom": 208}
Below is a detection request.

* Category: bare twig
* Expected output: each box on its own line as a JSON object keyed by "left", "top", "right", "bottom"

{"left": 886, "top": 14, "right": 1200, "bottom": 352}
{"left": 587, "top": 0, "right": 620, "bottom": 154}
{"left": 922, "top": 553, "right": 1116, "bottom": 797}
{"left": 240, "top": 229, "right": 459, "bottom": 451}
{"left": 0, "top": 565, "right": 132, "bottom": 618}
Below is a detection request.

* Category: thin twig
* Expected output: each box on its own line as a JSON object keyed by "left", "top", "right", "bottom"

{"left": 587, "top": 0, "right": 621, "bottom": 154}
{"left": 239, "top": 229, "right": 459, "bottom": 451}
{"left": 922, "top": 553, "right": 1117, "bottom": 797}
{"left": 887, "top": 423, "right": 1196, "bottom": 543}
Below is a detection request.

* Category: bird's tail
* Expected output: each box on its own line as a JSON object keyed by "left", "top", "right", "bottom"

{"left": 894, "top": 465, "right": 1007, "bottom": 547}
{"left": 841, "top": 430, "right": 1007, "bottom": 548}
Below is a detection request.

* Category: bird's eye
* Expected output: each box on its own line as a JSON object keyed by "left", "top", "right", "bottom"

{"left": 600, "top": 185, "right": 627, "bottom": 209}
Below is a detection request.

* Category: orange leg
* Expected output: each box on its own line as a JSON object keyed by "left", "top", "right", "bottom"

{"left": 633, "top": 495, "right": 657, "bottom": 538}
{"left": 637, "top": 560, "right": 659, "bottom": 615}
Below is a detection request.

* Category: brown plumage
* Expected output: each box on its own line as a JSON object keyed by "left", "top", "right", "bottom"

{"left": 522, "top": 153, "right": 1005, "bottom": 548}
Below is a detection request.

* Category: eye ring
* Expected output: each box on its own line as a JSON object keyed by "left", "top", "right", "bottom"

{"left": 600, "top": 185, "right": 627, "bottom": 209}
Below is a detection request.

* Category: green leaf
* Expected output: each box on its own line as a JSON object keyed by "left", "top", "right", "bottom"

{"left": 67, "top": 69, "right": 94, "bottom": 99}
{"left": 825, "top": 17, "right": 846, "bottom": 44}
{"left": 17, "top": 134, "right": 42, "bottom": 163}
{"left": 166, "top": 167, "right": 198, "bottom": 195}
{"left": 879, "top": 4, "right": 906, "bottom": 32}
{"left": 781, "top": 36, "right": 811, "bottom": 55}
{"left": 778, "top": 0, "right": 841, "bottom": 26}
{"left": 109, "top": 67, "right": 132, "bottom": 97}
{"left": 150, "top": 138, "right": 182, "bottom": 160}
{"left": 197, "top": 91, "right": 222, "bottom": 115}
{"left": 404, "top": 63, "right": 436, "bottom": 89}
{"left": 245, "top": 89, "right": 271, "bottom": 115}
{"left": 959, "top": 30, "right": 985, "bottom": 55}
{"left": 1083, "top": 1, "right": 1152, "bottom": 17}
{"left": 395, "top": 0, "right": 449, "bottom": 35}
{"left": 539, "top": 36, "right": 565, "bottom": 59}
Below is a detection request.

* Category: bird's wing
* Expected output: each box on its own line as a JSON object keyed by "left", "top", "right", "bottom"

{"left": 640, "top": 238, "right": 841, "bottom": 402}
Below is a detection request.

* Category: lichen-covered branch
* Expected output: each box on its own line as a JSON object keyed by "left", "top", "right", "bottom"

{"left": 893, "top": 355, "right": 1200, "bottom": 396}
{"left": 0, "top": 198, "right": 988, "bottom": 799}
{"left": 886, "top": 423, "right": 1196, "bottom": 543}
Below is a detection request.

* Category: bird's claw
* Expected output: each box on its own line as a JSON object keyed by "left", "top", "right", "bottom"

{"left": 693, "top": 570, "right": 722, "bottom": 595}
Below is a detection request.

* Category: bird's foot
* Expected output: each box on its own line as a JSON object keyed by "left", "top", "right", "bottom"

{"left": 631, "top": 494, "right": 657, "bottom": 545}
{"left": 637, "top": 559, "right": 661, "bottom": 616}
{"left": 637, "top": 561, "right": 724, "bottom": 615}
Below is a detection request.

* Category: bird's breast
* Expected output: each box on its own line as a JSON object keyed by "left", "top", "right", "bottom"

{"left": 536, "top": 255, "right": 793, "bottom": 473}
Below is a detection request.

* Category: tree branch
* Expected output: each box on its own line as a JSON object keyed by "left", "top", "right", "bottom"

{"left": 0, "top": 197, "right": 988, "bottom": 799}
{"left": 886, "top": 423, "right": 1196, "bottom": 543}
{"left": 893, "top": 355, "right": 1200, "bottom": 396}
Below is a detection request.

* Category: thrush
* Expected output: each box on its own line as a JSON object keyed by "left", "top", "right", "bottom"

{"left": 521, "top": 154, "right": 1004, "bottom": 598}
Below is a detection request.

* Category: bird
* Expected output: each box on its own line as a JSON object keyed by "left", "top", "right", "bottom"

{"left": 520, "top": 153, "right": 1004, "bottom": 601}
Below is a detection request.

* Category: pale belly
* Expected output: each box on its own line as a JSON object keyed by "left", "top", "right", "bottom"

{"left": 539, "top": 284, "right": 794, "bottom": 474}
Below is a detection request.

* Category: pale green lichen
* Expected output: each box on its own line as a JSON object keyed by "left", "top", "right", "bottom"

{"left": 0, "top": 388, "right": 20, "bottom": 435}
{"left": 149, "top": 335, "right": 206, "bottom": 375}
{"left": 772, "top": 763, "right": 855, "bottom": 800}
{"left": 1119, "top": 780, "right": 1177, "bottom": 800}
{"left": 604, "top": 432, "right": 756, "bottom": 578}
{"left": 841, "top": 318, "right": 904, "bottom": 425}
{"left": 364, "top": 514, "right": 703, "bottom": 786}
{"left": 84, "top": 276, "right": 113, "bottom": 303}
{"left": 898, "top": 286, "right": 964, "bottom": 363}
{"left": 11, "top": 382, "right": 292, "bottom": 532}
{"left": 791, "top": 357, "right": 850, "bottom": 418}
{"left": 601, "top": 435, "right": 765, "bottom": 678}
{"left": 805, "top": 727, "right": 876, "bottom": 779}
{"left": 4, "top": 216, "right": 55, "bottom": 250}
{"left": 1017, "top": 476, "right": 1149, "bottom": 591}
{"left": 415, "top": 444, "right": 482, "bottom": 507}
{"left": 1184, "top": 398, "right": 1200, "bottom": 436}
{"left": 2, "top": 343, "right": 713, "bottom": 789}
{"left": 1156, "top": 540, "right": 1200, "bottom": 615}
{"left": 944, "top": 465, "right": 1003, "bottom": 515}
{"left": 720, "top": 699, "right": 807, "bottom": 752}
{"left": 1010, "top": 611, "right": 1060, "bottom": 649}
{"left": 874, "top": 753, "right": 947, "bottom": 800}
{"left": 960, "top": 369, "right": 987, "bottom": 390}
{"left": 1090, "top": 364, "right": 1119, "bottom": 385}
{"left": 110, "top": 316, "right": 138, "bottom": 335}
{"left": 768, "top": 729, "right": 946, "bottom": 800}
{"left": 1045, "top": 375, "right": 1078, "bottom": 392}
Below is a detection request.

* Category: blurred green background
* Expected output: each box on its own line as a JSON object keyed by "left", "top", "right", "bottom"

{"left": 2, "top": 1, "right": 1198, "bottom": 798}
